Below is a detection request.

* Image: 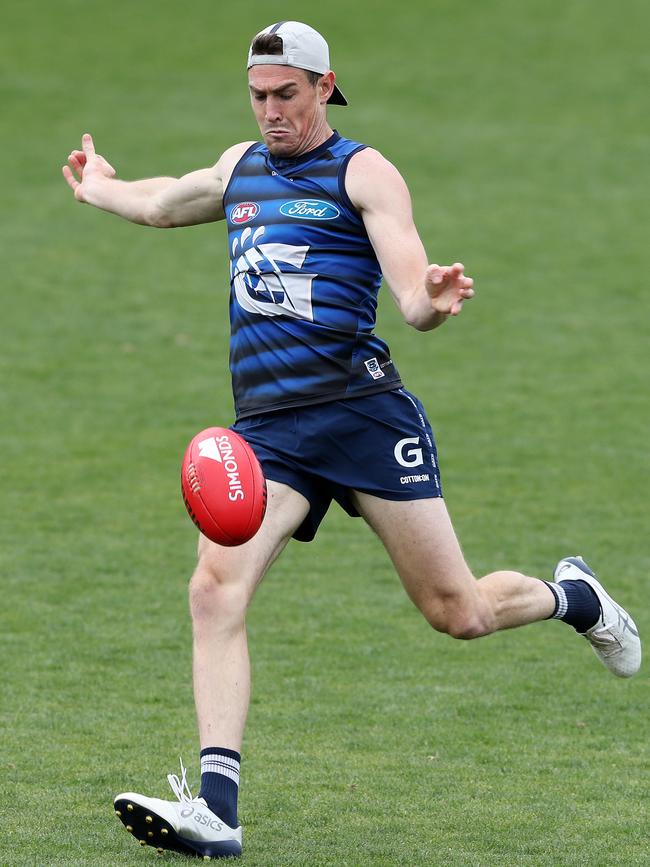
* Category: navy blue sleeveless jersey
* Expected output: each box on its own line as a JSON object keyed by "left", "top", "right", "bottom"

{"left": 223, "top": 130, "right": 402, "bottom": 419}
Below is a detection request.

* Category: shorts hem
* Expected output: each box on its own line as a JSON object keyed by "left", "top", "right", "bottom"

{"left": 351, "top": 486, "right": 444, "bottom": 502}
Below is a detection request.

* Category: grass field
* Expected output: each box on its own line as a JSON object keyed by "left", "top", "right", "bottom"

{"left": 2, "top": 0, "right": 649, "bottom": 864}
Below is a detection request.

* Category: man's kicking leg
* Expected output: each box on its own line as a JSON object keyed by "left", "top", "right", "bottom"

{"left": 353, "top": 493, "right": 641, "bottom": 675}
{"left": 114, "top": 481, "right": 310, "bottom": 859}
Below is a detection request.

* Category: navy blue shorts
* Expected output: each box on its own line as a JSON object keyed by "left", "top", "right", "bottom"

{"left": 232, "top": 387, "right": 442, "bottom": 542}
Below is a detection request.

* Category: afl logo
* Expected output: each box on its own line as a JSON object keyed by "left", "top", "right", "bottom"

{"left": 280, "top": 199, "right": 340, "bottom": 220}
{"left": 231, "top": 202, "right": 260, "bottom": 224}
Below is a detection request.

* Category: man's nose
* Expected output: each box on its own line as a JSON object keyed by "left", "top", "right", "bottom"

{"left": 265, "top": 98, "right": 283, "bottom": 122}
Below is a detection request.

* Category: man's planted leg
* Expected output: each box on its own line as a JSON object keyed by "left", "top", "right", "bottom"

{"left": 114, "top": 481, "right": 310, "bottom": 858}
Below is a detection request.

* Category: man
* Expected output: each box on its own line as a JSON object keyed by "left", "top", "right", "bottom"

{"left": 63, "top": 21, "right": 641, "bottom": 861}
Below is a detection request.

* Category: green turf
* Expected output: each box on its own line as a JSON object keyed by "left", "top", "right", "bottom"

{"left": 2, "top": 0, "right": 649, "bottom": 864}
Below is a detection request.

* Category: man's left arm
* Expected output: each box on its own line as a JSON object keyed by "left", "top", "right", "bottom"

{"left": 346, "top": 148, "right": 474, "bottom": 331}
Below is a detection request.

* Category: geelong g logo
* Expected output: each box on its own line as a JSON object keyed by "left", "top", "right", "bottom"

{"left": 280, "top": 200, "right": 340, "bottom": 220}
{"left": 394, "top": 437, "right": 424, "bottom": 468}
{"left": 231, "top": 202, "right": 260, "bottom": 224}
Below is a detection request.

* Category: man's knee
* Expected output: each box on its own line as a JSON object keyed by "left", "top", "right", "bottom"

{"left": 189, "top": 561, "right": 252, "bottom": 629}
{"left": 420, "top": 595, "right": 496, "bottom": 640}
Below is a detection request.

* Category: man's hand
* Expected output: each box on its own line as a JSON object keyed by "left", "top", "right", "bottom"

{"left": 425, "top": 263, "right": 474, "bottom": 317}
{"left": 62, "top": 133, "right": 116, "bottom": 202}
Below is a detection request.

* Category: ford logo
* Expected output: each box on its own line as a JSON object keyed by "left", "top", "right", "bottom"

{"left": 279, "top": 200, "right": 340, "bottom": 220}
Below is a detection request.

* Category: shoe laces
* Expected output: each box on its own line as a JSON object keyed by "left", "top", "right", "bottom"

{"left": 167, "top": 758, "right": 195, "bottom": 803}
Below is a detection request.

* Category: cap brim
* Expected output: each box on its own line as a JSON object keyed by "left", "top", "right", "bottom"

{"left": 328, "top": 84, "right": 348, "bottom": 106}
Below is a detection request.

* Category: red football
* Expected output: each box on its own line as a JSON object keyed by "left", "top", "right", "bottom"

{"left": 181, "top": 427, "right": 267, "bottom": 546}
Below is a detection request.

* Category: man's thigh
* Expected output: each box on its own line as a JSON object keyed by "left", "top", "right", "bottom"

{"left": 195, "top": 479, "right": 311, "bottom": 598}
{"left": 351, "top": 491, "right": 479, "bottom": 613}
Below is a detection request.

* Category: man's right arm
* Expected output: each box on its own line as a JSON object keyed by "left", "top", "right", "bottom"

{"left": 62, "top": 134, "right": 254, "bottom": 228}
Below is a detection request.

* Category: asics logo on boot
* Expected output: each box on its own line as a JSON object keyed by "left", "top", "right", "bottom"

{"left": 180, "top": 803, "right": 224, "bottom": 830}
{"left": 617, "top": 608, "right": 639, "bottom": 637}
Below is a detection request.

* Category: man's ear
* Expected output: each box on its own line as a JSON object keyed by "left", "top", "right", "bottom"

{"left": 319, "top": 71, "right": 336, "bottom": 104}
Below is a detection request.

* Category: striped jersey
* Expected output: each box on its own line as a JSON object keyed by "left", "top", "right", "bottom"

{"left": 224, "top": 130, "right": 402, "bottom": 419}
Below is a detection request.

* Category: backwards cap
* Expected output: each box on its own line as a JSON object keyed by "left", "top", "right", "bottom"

{"left": 247, "top": 21, "right": 348, "bottom": 106}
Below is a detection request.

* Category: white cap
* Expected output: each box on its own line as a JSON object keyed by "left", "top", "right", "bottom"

{"left": 247, "top": 21, "right": 348, "bottom": 106}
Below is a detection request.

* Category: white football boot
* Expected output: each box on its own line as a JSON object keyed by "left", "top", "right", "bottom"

{"left": 114, "top": 760, "right": 242, "bottom": 859}
{"left": 554, "top": 556, "right": 641, "bottom": 678}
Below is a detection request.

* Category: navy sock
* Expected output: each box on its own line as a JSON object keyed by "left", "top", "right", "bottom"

{"left": 544, "top": 579, "right": 601, "bottom": 632}
{"left": 198, "top": 747, "right": 241, "bottom": 828}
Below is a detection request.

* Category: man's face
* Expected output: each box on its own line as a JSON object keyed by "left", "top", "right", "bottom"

{"left": 248, "top": 65, "right": 329, "bottom": 157}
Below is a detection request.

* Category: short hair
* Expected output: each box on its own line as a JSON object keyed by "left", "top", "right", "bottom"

{"left": 250, "top": 33, "right": 322, "bottom": 87}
